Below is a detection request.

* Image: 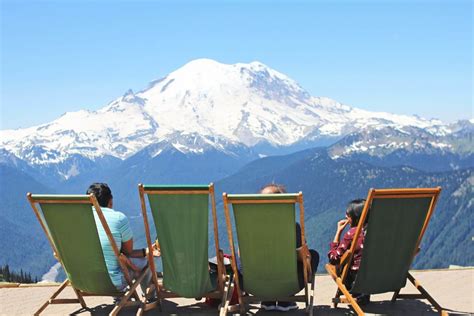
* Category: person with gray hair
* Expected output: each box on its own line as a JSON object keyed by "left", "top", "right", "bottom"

{"left": 259, "top": 183, "right": 320, "bottom": 312}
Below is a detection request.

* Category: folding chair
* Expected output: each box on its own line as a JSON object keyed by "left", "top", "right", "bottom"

{"left": 138, "top": 183, "right": 228, "bottom": 313}
{"left": 27, "top": 193, "right": 153, "bottom": 316}
{"left": 220, "top": 192, "right": 315, "bottom": 315}
{"left": 325, "top": 187, "right": 447, "bottom": 315}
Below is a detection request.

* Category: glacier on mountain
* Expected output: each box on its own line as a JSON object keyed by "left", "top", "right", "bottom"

{"left": 0, "top": 58, "right": 468, "bottom": 172}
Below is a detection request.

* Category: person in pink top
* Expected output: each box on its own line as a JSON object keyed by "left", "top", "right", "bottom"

{"left": 328, "top": 199, "right": 370, "bottom": 305}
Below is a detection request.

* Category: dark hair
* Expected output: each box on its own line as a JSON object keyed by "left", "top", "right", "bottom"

{"left": 260, "top": 183, "right": 287, "bottom": 194}
{"left": 86, "top": 183, "right": 113, "bottom": 207}
{"left": 346, "top": 198, "right": 366, "bottom": 227}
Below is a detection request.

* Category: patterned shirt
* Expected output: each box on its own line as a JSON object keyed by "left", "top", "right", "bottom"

{"left": 328, "top": 226, "right": 365, "bottom": 270}
{"left": 93, "top": 207, "right": 133, "bottom": 289}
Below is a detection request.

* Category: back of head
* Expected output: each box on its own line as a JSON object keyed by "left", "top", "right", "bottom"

{"left": 346, "top": 198, "right": 366, "bottom": 227}
{"left": 86, "top": 183, "right": 112, "bottom": 207}
{"left": 260, "top": 183, "right": 287, "bottom": 194}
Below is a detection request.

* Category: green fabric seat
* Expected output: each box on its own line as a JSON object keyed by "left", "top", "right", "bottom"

{"left": 139, "top": 184, "right": 225, "bottom": 302}
{"left": 231, "top": 194, "right": 300, "bottom": 298}
{"left": 31, "top": 195, "right": 120, "bottom": 295}
{"left": 325, "top": 188, "right": 446, "bottom": 316}
{"left": 28, "top": 193, "right": 150, "bottom": 316}
{"left": 221, "top": 193, "right": 315, "bottom": 315}
{"left": 352, "top": 197, "right": 432, "bottom": 294}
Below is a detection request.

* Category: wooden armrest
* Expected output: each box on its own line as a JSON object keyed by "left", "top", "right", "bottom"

{"left": 297, "top": 244, "right": 313, "bottom": 276}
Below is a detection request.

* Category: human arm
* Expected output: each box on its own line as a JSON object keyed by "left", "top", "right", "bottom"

{"left": 121, "top": 238, "right": 161, "bottom": 258}
{"left": 117, "top": 212, "right": 160, "bottom": 258}
{"left": 327, "top": 222, "right": 353, "bottom": 265}
{"left": 333, "top": 219, "right": 349, "bottom": 243}
{"left": 121, "top": 239, "right": 147, "bottom": 258}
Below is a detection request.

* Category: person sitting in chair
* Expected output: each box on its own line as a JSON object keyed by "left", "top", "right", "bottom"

{"left": 86, "top": 182, "right": 160, "bottom": 297}
{"left": 259, "top": 183, "right": 320, "bottom": 312}
{"left": 328, "top": 198, "right": 370, "bottom": 305}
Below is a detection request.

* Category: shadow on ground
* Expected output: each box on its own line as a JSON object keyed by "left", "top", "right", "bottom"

{"left": 66, "top": 298, "right": 473, "bottom": 316}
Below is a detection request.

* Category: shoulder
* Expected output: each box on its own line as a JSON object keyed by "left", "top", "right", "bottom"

{"left": 343, "top": 227, "right": 358, "bottom": 239}
{"left": 103, "top": 208, "right": 128, "bottom": 223}
{"left": 348, "top": 227, "right": 358, "bottom": 234}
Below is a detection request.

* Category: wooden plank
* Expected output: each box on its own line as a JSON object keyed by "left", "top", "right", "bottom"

{"left": 335, "top": 277, "right": 364, "bottom": 316}
{"left": 50, "top": 298, "right": 80, "bottom": 304}
{"left": 372, "top": 188, "right": 441, "bottom": 195}
{"left": 297, "top": 192, "right": 309, "bottom": 288}
{"left": 374, "top": 194, "right": 437, "bottom": 199}
{"left": 139, "top": 183, "right": 163, "bottom": 298}
{"left": 33, "top": 279, "right": 69, "bottom": 315}
{"left": 222, "top": 193, "right": 245, "bottom": 312}
{"left": 143, "top": 190, "right": 209, "bottom": 195}
{"left": 227, "top": 199, "right": 298, "bottom": 204}
{"left": 407, "top": 272, "right": 445, "bottom": 313}
{"left": 29, "top": 199, "right": 92, "bottom": 204}
{"left": 27, "top": 193, "right": 62, "bottom": 263}
{"left": 210, "top": 183, "right": 225, "bottom": 293}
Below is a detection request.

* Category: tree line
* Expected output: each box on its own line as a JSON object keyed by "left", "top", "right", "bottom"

{"left": 0, "top": 264, "right": 38, "bottom": 283}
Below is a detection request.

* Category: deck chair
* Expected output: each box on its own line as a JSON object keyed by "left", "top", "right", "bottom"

{"left": 138, "top": 183, "right": 228, "bottom": 313}
{"left": 325, "top": 187, "right": 447, "bottom": 316}
{"left": 27, "top": 193, "right": 154, "bottom": 316}
{"left": 220, "top": 193, "right": 315, "bottom": 316}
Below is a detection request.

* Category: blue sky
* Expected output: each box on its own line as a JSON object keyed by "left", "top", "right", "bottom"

{"left": 1, "top": 0, "right": 472, "bottom": 129}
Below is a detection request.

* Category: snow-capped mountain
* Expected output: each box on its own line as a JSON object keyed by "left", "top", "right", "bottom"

{"left": 329, "top": 121, "right": 473, "bottom": 159}
{"left": 328, "top": 120, "right": 473, "bottom": 171}
{"left": 0, "top": 58, "right": 469, "bottom": 179}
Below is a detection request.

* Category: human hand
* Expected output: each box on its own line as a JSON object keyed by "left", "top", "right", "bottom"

{"left": 151, "top": 241, "right": 161, "bottom": 257}
{"left": 337, "top": 219, "right": 349, "bottom": 232}
{"left": 152, "top": 246, "right": 161, "bottom": 257}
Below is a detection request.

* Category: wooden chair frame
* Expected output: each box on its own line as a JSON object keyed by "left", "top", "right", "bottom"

{"left": 138, "top": 183, "right": 228, "bottom": 313}
{"left": 220, "top": 192, "right": 316, "bottom": 316}
{"left": 325, "top": 187, "right": 447, "bottom": 316}
{"left": 27, "top": 193, "right": 154, "bottom": 316}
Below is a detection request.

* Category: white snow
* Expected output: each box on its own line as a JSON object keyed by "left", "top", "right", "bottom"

{"left": 0, "top": 58, "right": 455, "bottom": 165}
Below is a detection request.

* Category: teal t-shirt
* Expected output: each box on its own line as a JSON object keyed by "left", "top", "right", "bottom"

{"left": 93, "top": 207, "right": 133, "bottom": 289}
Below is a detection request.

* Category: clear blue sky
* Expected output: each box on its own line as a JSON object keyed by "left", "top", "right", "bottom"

{"left": 1, "top": 0, "right": 472, "bottom": 129}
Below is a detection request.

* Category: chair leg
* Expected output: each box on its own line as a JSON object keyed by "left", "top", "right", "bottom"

{"left": 391, "top": 289, "right": 400, "bottom": 302}
{"left": 335, "top": 277, "right": 364, "bottom": 316}
{"left": 34, "top": 279, "right": 69, "bottom": 316}
{"left": 72, "top": 287, "right": 87, "bottom": 309}
{"left": 110, "top": 273, "right": 144, "bottom": 316}
{"left": 308, "top": 274, "right": 316, "bottom": 316}
{"left": 407, "top": 272, "right": 446, "bottom": 315}
{"left": 333, "top": 288, "right": 341, "bottom": 308}
{"left": 219, "top": 277, "right": 233, "bottom": 316}
{"left": 304, "top": 280, "right": 309, "bottom": 308}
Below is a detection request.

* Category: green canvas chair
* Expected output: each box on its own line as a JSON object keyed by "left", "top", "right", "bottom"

{"left": 220, "top": 193, "right": 315, "bottom": 315}
{"left": 138, "top": 183, "right": 228, "bottom": 312}
{"left": 27, "top": 193, "right": 154, "bottom": 316}
{"left": 325, "top": 187, "right": 447, "bottom": 316}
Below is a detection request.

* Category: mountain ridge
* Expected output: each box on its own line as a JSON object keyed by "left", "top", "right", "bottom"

{"left": 1, "top": 58, "right": 461, "bottom": 181}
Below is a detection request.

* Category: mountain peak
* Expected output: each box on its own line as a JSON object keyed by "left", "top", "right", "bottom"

{"left": 182, "top": 58, "right": 222, "bottom": 68}
{"left": 0, "top": 58, "right": 454, "bottom": 167}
